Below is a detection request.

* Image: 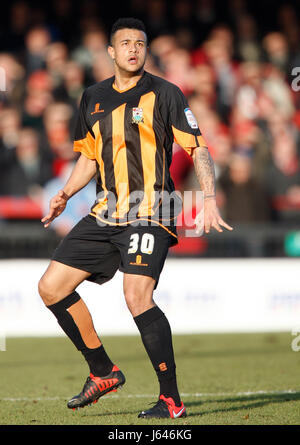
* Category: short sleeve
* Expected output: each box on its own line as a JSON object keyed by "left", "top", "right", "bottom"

{"left": 73, "top": 91, "right": 96, "bottom": 160}
{"left": 164, "top": 84, "right": 207, "bottom": 156}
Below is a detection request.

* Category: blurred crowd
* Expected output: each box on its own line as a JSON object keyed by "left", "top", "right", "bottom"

{"left": 0, "top": 0, "right": 300, "bottom": 236}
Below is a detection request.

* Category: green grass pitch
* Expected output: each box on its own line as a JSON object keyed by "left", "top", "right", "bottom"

{"left": 0, "top": 333, "right": 300, "bottom": 425}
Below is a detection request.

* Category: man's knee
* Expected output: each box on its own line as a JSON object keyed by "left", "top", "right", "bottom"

{"left": 124, "top": 287, "right": 154, "bottom": 317}
{"left": 38, "top": 261, "right": 89, "bottom": 306}
{"left": 38, "top": 273, "right": 72, "bottom": 306}
{"left": 123, "top": 274, "right": 156, "bottom": 316}
{"left": 38, "top": 275, "right": 58, "bottom": 306}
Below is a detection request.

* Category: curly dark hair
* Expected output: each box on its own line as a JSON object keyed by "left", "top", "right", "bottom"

{"left": 110, "top": 18, "right": 147, "bottom": 45}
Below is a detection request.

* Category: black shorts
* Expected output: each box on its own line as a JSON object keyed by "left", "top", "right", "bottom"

{"left": 52, "top": 215, "right": 177, "bottom": 288}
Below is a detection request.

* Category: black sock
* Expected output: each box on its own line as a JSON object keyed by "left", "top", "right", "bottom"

{"left": 47, "top": 291, "right": 113, "bottom": 376}
{"left": 134, "top": 306, "right": 181, "bottom": 406}
{"left": 83, "top": 345, "right": 114, "bottom": 377}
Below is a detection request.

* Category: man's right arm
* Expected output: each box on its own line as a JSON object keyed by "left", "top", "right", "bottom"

{"left": 41, "top": 154, "right": 96, "bottom": 228}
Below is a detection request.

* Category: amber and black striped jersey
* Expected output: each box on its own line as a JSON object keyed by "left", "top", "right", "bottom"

{"left": 73, "top": 70, "right": 207, "bottom": 232}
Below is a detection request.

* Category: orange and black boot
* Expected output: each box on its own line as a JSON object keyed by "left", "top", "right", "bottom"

{"left": 67, "top": 365, "right": 125, "bottom": 410}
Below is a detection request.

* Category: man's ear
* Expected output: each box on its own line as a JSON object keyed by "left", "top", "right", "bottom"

{"left": 107, "top": 45, "right": 115, "bottom": 61}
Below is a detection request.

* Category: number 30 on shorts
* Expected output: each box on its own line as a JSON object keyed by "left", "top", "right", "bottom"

{"left": 128, "top": 233, "right": 155, "bottom": 255}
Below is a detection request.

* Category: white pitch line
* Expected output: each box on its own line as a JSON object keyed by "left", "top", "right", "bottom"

{"left": 1, "top": 389, "right": 299, "bottom": 402}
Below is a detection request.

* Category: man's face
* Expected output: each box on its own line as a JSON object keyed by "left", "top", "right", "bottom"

{"left": 108, "top": 28, "right": 147, "bottom": 74}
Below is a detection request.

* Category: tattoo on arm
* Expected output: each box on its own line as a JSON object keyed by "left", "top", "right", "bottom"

{"left": 193, "top": 147, "right": 216, "bottom": 197}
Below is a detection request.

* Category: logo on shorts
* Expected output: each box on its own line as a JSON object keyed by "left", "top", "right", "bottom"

{"left": 129, "top": 254, "right": 148, "bottom": 266}
{"left": 132, "top": 107, "right": 144, "bottom": 124}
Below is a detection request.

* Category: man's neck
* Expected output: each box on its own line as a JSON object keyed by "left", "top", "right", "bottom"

{"left": 113, "top": 69, "right": 144, "bottom": 92}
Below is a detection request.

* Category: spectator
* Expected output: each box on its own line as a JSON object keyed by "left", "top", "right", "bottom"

{"left": 45, "top": 42, "right": 69, "bottom": 90}
{"left": 150, "top": 34, "right": 178, "bottom": 73}
{"left": 230, "top": 118, "right": 270, "bottom": 184}
{"left": 192, "top": 63, "right": 216, "bottom": 108}
{"left": 277, "top": 4, "right": 300, "bottom": 57}
{"left": 218, "top": 153, "right": 271, "bottom": 223}
{"left": 262, "top": 32, "right": 292, "bottom": 76}
{"left": 203, "top": 30, "right": 238, "bottom": 122}
{"left": 21, "top": 70, "right": 53, "bottom": 131}
{"left": 235, "top": 14, "right": 262, "bottom": 62}
{"left": 91, "top": 52, "right": 114, "bottom": 84}
{"left": 265, "top": 125, "right": 300, "bottom": 223}
{"left": 71, "top": 27, "right": 108, "bottom": 82}
{"left": 23, "top": 26, "right": 52, "bottom": 76}
{"left": 233, "top": 61, "right": 263, "bottom": 121}
{"left": 0, "top": 107, "right": 21, "bottom": 193}
{"left": 262, "top": 64, "right": 295, "bottom": 121}
{"left": 0, "top": 53, "right": 25, "bottom": 107}
{"left": 0, "top": 107, "right": 21, "bottom": 151}
{"left": 53, "top": 60, "right": 85, "bottom": 108}
{"left": 188, "top": 95, "right": 230, "bottom": 168}
{"left": 163, "top": 47, "right": 195, "bottom": 95}
{"left": 42, "top": 101, "right": 76, "bottom": 176}
{"left": 0, "top": 127, "right": 52, "bottom": 197}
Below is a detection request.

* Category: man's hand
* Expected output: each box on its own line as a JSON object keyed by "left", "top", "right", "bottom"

{"left": 41, "top": 154, "right": 96, "bottom": 228}
{"left": 41, "top": 190, "right": 70, "bottom": 228}
{"left": 195, "top": 197, "right": 233, "bottom": 235}
{"left": 192, "top": 146, "right": 233, "bottom": 235}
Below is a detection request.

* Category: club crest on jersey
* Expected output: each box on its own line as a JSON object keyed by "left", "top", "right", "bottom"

{"left": 132, "top": 107, "right": 144, "bottom": 124}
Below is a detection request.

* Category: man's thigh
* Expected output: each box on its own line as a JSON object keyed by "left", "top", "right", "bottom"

{"left": 39, "top": 260, "right": 91, "bottom": 304}
{"left": 112, "top": 224, "right": 173, "bottom": 289}
{"left": 52, "top": 215, "right": 121, "bottom": 286}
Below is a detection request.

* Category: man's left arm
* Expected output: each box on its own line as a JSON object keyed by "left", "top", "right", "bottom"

{"left": 163, "top": 83, "right": 233, "bottom": 234}
{"left": 192, "top": 146, "right": 233, "bottom": 234}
